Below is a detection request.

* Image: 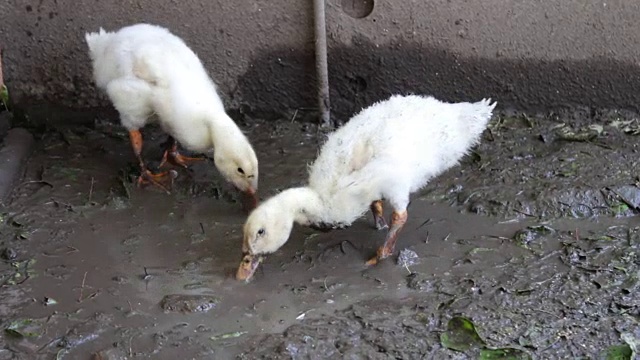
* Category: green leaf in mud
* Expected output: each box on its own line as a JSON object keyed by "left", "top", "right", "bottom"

{"left": 440, "top": 317, "right": 486, "bottom": 352}
{"left": 587, "top": 235, "right": 617, "bottom": 242}
{"left": 513, "top": 225, "right": 555, "bottom": 249}
{"left": 555, "top": 124, "right": 600, "bottom": 142}
{"left": 415, "top": 312, "right": 430, "bottom": 324}
{"left": 468, "top": 247, "right": 494, "bottom": 256}
{"left": 3, "top": 258, "right": 38, "bottom": 286}
{"left": 11, "top": 258, "right": 36, "bottom": 269}
{"left": 621, "top": 332, "right": 639, "bottom": 358}
{"left": 602, "top": 344, "right": 633, "bottom": 360}
{"left": 0, "top": 84, "right": 9, "bottom": 109}
{"left": 480, "top": 348, "right": 531, "bottom": 360}
{"left": 5, "top": 319, "right": 42, "bottom": 338}
{"left": 610, "top": 202, "right": 630, "bottom": 216}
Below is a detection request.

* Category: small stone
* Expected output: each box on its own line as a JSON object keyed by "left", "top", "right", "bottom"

{"left": 160, "top": 294, "right": 220, "bottom": 314}
{"left": 1, "top": 247, "right": 17, "bottom": 260}
{"left": 92, "top": 348, "right": 126, "bottom": 360}
{"left": 513, "top": 225, "right": 555, "bottom": 248}
{"left": 111, "top": 275, "right": 129, "bottom": 284}
{"left": 406, "top": 273, "right": 434, "bottom": 292}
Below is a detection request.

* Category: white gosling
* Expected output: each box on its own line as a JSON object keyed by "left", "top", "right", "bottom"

{"left": 237, "top": 94, "right": 497, "bottom": 280}
{"left": 85, "top": 23, "right": 258, "bottom": 210}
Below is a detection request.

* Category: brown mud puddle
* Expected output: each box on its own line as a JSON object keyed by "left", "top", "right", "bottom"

{"left": 0, "top": 110, "right": 639, "bottom": 359}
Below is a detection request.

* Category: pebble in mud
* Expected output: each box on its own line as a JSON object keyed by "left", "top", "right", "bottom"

{"left": 1, "top": 247, "right": 17, "bottom": 260}
{"left": 111, "top": 275, "right": 129, "bottom": 284}
{"left": 513, "top": 225, "right": 555, "bottom": 248}
{"left": 159, "top": 294, "right": 220, "bottom": 314}
{"left": 406, "top": 273, "right": 435, "bottom": 292}
{"left": 92, "top": 348, "right": 127, "bottom": 360}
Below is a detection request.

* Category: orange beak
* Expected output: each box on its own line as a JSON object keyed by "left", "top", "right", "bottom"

{"left": 236, "top": 253, "right": 262, "bottom": 281}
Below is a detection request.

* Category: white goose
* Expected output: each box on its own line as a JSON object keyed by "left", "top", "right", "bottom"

{"left": 85, "top": 23, "right": 258, "bottom": 210}
{"left": 237, "top": 94, "right": 497, "bottom": 280}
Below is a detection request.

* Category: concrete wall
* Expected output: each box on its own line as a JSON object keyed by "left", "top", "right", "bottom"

{"left": 2, "top": 0, "right": 640, "bottom": 123}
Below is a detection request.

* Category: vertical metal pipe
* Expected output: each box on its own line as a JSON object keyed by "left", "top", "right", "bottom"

{"left": 313, "top": 0, "right": 331, "bottom": 127}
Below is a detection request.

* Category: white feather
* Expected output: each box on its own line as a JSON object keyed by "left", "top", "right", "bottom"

{"left": 308, "top": 94, "right": 496, "bottom": 224}
{"left": 243, "top": 94, "right": 497, "bottom": 255}
{"left": 85, "top": 23, "right": 258, "bottom": 191}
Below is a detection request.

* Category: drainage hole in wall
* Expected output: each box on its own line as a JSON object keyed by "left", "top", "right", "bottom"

{"left": 341, "top": 0, "right": 374, "bottom": 19}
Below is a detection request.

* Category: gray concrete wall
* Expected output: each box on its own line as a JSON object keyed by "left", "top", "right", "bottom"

{"left": 2, "top": 0, "right": 640, "bottom": 123}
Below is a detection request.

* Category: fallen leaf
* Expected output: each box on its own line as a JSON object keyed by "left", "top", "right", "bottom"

{"left": 602, "top": 344, "right": 632, "bottom": 360}
{"left": 5, "top": 319, "right": 42, "bottom": 338}
{"left": 440, "top": 316, "right": 485, "bottom": 352}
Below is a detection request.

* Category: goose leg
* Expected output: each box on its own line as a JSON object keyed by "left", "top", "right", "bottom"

{"left": 159, "top": 136, "right": 206, "bottom": 170}
{"left": 370, "top": 200, "right": 388, "bottom": 230}
{"left": 366, "top": 210, "right": 408, "bottom": 265}
{"left": 129, "top": 130, "right": 175, "bottom": 194}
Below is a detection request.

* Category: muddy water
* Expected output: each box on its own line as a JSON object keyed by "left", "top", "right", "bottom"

{"left": 0, "top": 113, "right": 639, "bottom": 359}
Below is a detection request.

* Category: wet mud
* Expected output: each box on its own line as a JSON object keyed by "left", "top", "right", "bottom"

{"left": 0, "top": 109, "right": 639, "bottom": 359}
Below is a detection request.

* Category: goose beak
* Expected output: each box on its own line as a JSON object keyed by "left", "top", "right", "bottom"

{"left": 236, "top": 253, "right": 262, "bottom": 281}
{"left": 241, "top": 187, "right": 258, "bottom": 213}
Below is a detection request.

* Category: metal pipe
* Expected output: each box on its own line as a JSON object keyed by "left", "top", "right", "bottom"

{"left": 313, "top": 0, "right": 331, "bottom": 127}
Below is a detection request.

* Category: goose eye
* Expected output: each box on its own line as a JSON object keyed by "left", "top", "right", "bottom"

{"left": 237, "top": 167, "right": 245, "bottom": 174}
{"left": 257, "top": 228, "right": 265, "bottom": 236}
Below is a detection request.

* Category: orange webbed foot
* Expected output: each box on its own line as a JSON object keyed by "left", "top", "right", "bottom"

{"left": 136, "top": 169, "right": 177, "bottom": 194}
{"left": 159, "top": 151, "right": 206, "bottom": 170}
{"left": 158, "top": 136, "right": 206, "bottom": 170}
{"left": 365, "top": 246, "right": 393, "bottom": 266}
